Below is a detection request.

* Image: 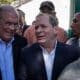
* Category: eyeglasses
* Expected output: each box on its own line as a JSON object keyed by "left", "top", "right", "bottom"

{"left": 5, "top": 22, "right": 19, "bottom": 29}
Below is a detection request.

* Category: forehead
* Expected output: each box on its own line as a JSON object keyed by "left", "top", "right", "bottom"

{"left": 4, "top": 10, "right": 18, "bottom": 18}
{"left": 0, "top": 6, "right": 18, "bottom": 24}
{"left": 2, "top": 12, "right": 18, "bottom": 22}
{"left": 74, "top": 13, "right": 80, "bottom": 19}
{"left": 36, "top": 14, "right": 50, "bottom": 24}
{"left": 0, "top": 13, "right": 18, "bottom": 25}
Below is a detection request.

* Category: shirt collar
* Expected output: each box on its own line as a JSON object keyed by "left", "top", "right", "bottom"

{"left": 40, "top": 40, "right": 57, "bottom": 55}
{"left": 0, "top": 37, "right": 14, "bottom": 46}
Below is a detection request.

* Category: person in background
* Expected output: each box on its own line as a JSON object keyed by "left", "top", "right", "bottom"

{"left": 16, "top": 9, "right": 28, "bottom": 36}
{"left": 22, "top": 24, "right": 29, "bottom": 36}
{"left": 23, "top": 21, "right": 37, "bottom": 46}
{"left": 58, "top": 12, "right": 80, "bottom": 80}
{"left": 0, "top": 5, "right": 27, "bottom": 80}
{"left": 57, "top": 27, "right": 68, "bottom": 43}
{"left": 66, "top": 12, "right": 80, "bottom": 47}
{"left": 18, "top": 13, "right": 80, "bottom": 80}
{"left": 39, "top": 1, "right": 56, "bottom": 15}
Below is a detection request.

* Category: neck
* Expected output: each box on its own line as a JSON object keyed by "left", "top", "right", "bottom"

{"left": 41, "top": 40, "right": 56, "bottom": 53}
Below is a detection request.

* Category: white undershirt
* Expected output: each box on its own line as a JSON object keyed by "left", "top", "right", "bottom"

{"left": 41, "top": 41, "right": 57, "bottom": 80}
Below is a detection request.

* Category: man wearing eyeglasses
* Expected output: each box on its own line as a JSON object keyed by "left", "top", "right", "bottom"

{"left": 66, "top": 12, "right": 80, "bottom": 47}
{"left": 0, "top": 5, "right": 27, "bottom": 80}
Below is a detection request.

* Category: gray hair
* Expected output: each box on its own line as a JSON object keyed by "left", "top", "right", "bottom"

{"left": 36, "top": 13, "right": 58, "bottom": 27}
{"left": 0, "top": 5, "right": 18, "bottom": 19}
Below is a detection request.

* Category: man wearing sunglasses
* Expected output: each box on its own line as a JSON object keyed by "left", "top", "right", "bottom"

{"left": 66, "top": 12, "right": 80, "bottom": 47}
{"left": 58, "top": 12, "right": 80, "bottom": 80}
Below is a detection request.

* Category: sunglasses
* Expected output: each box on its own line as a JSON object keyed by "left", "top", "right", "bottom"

{"left": 73, "top": 18, "right": 78, "bottom": 23}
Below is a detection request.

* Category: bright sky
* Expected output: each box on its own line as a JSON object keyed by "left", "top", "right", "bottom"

{"left": 19, "top": 0, "right": 70, "bottom": 30}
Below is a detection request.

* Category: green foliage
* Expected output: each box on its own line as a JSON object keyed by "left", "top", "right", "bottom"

{"left": 0, "top": 0, "right": 15, "bottom": 5}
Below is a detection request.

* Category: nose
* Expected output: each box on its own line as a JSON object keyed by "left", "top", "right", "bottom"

{"left": 71, "top": 22, "right": 75, "bottom": 29}
{"left": 36, "top": 26, "right": 42, "bottom": 32}
{"left": 9, "top": 24, "right": 17, "bottom": 31}
{"left": 71, "top": 24, "right": 73, "bottom": 28}
{"left": 10, "top": 25, "right": 15, "bottom": 29}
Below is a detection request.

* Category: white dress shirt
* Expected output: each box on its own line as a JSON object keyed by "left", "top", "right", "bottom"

{"left": 41, "top": 41, "right": 57, "bottom": 80}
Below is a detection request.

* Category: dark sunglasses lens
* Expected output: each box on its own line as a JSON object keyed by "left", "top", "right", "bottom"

{"left": 73, "top": 19, "right": 78, "bottom": 23}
